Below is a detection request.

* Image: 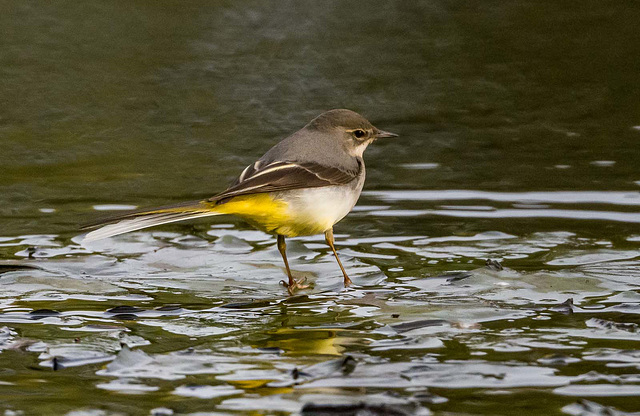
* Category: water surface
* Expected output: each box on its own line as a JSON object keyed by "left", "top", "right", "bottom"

{"left": 1, "top": 1, "right": 640, "bottom": 415}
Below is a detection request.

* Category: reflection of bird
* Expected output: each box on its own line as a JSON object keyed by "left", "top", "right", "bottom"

{"left": 83, "top": 109, "right": 397, "bottom": 294}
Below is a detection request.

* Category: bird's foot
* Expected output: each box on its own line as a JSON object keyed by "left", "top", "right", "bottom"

{"left": 343, "top": 275, "right": 353, "bottom": 287}
{"left": 280, "top": 277, "right": 309, "bottom": 295}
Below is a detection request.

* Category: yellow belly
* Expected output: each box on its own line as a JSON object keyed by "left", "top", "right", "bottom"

{"left": 213, "top": 193, "right": 319, "bottom": 237}
{"left": 213, "top": 194, "right": 290, "bottom": 234}
{"left": 214, "top": 187, "right": 357, "bottom": 237}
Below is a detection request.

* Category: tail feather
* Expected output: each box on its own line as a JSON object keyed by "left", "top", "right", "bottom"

{"left": 81, "top": 201, "right": 221, "bottom": 242}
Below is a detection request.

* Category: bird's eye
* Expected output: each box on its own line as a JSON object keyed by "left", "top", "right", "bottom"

{"left": 353, "top": 129, "right": 366, "bottom": 139}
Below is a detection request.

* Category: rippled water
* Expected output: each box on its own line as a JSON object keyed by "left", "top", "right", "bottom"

{"left": 2, "top": 1, "right": 640, "bottom": 415}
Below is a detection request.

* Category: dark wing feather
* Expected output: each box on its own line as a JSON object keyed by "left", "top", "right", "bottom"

{"left": 211, "top": 160, "right": 360, "bottom": 204}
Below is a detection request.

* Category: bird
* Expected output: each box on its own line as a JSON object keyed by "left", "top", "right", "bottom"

{"left": 82, "top": 109, "right": 397, "bottom": 295}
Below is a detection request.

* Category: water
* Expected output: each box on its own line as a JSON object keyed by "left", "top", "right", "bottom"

{"left": 1, "top": 1, "right": 640, "bottom": 415}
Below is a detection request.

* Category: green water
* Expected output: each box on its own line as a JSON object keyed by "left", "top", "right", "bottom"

{"left": 1, "top": 1, "right": 640, "bottom": 415}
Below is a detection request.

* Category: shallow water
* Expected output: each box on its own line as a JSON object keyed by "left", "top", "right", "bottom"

{"left": 1, "top": 1, "right": 640, "bottom": 415}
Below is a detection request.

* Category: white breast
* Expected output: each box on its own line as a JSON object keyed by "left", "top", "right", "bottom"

{"left": 273, "top": 172, "right": 365, "bottom": 236}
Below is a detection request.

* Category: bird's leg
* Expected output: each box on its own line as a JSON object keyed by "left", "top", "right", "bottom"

{"left": 277, "top": 234, "right": 308, "bottom": 295}
{"left": 325, "top": 228, "right": 352, "bottom": 287}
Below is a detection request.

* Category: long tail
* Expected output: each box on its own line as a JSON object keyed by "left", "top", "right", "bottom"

{"left": 81, "top": 200, "right": 222, "bottom": 242}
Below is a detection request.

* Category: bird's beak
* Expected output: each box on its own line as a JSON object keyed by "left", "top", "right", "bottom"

{"left": 374, "top": 128, "right": 398, "bottom": 138}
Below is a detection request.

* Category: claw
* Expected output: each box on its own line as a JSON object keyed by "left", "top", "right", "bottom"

{"left": 343, "top": 275, "right": 353, "bottom": 287}
{"left": 280, "top": 277, "right": 309, "bottom": 295}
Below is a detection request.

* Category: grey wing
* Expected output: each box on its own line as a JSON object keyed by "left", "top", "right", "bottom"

{"left": 211, "top": 160, "right": 361, "bottom": 204}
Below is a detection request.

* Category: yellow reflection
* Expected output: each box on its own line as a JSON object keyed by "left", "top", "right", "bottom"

{"left": 261, "top": 328, "right": 351, "bottom": 356}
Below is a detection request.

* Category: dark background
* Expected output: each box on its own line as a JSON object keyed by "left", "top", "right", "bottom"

{"left": 2, "top": 1, "right": 639, "bottom": 237}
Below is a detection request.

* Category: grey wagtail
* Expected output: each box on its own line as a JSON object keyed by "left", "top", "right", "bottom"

{"left": 83, "top": 109, "right": 397, "bottom": 294}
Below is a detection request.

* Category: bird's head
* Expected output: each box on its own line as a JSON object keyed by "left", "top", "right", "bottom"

{"left": 307, "top": 109, "right": 397, "bottom": 157}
